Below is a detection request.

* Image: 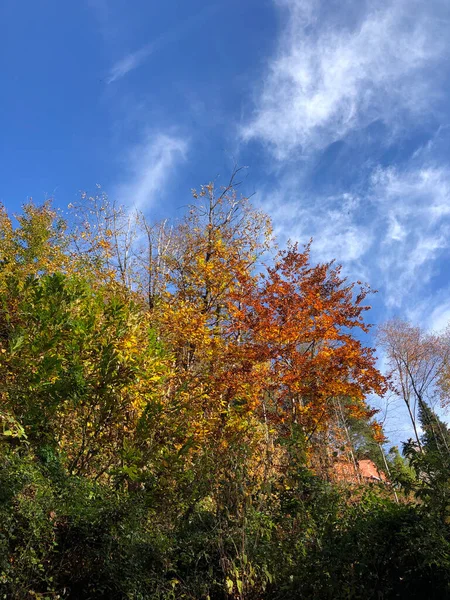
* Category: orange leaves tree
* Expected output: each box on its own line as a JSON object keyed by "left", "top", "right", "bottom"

{"left": 232, "top": 242, "right": 387, "bottom": 454}
{"left": 0, "top": 185, "right": 399, "bottom": 599}
{"left": 0, "top": 187, "right": 387, "bottom": 482}
{"left": 157, "top": 174, "right": 272, "bottom": 435}
{"left": 147, "top": 170, "right": 387, "bottom": 489}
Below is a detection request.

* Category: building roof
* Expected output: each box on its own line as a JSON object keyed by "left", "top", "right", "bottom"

{"left": 332, "top": 458, "right": 387, "bottom": 483}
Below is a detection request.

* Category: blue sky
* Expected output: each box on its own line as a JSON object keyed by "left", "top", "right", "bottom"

{"left": 2, "top": 0, "right": 450, "bottom": 442}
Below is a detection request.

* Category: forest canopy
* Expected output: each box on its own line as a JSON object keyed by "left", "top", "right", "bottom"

{"left": 1, "top": 176, "right": 449, "bottom": 599}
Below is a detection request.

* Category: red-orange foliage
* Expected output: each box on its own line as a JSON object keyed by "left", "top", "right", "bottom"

{"left": 231, "top": 242, "right": 387, "bottom": 437}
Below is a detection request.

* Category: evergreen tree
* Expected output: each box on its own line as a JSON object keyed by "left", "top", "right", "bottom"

{"left": 418, "top": 401, "right": 450, "bottom": 456}
{"left": 386, "top": 446, "right": 416, "bottom": 494}
{"left": 403, "top": 401, "right": 450, "bottom": 519}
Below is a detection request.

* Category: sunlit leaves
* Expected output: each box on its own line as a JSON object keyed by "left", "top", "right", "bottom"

{"left": 233, "top": 242, "right": 387, "bottom": 440}
{"left": 0, "top": 181, "right": 387, "bottom": 499}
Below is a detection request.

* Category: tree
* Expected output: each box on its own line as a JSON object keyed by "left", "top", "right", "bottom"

{"left": 403, "top": 401, "right": 450, "bottom": 518}
{"left": 419, "top": 401, "right": 450, "bottom": 456}
{"left": 0, "top": 201, "right": 69, "bottom": 290}
{"left": 155, "top": 172, "right": 273, "bottom": 437}
{"left": 234, "top": 242, "right": 387, "bottom": 450}
{"left": 378, "top": 319, "right": 449, "bottom": 449}
{"left": 3, "top": 185, "right": 425, "bottom": 600}
{"left": 0, "top": 271, "right": 172, "bottom": 480}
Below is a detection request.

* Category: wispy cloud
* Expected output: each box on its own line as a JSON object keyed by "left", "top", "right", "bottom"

{"left": 262, "top": 187, "right": 373, "bottom": 264}
{"left": 259, "top": 156, "right": 450, "bottom": 310}
{"left": 114, "top": 133, "right": 188, "bottom": 211}
{"left": 242, "top": 0, "right": 448, "bottom": 158}
{"left": 106, "top": 45, "right": 154, "bottom": 84}
{"left": 105, "top": 4, "right": 219, "bottom": 84}
{"left": 243, "top": 0, "right": 450, "bottom": 311}
{"left": 371, "top": 164, "right": 450, "bottom": 307}
{"left": 427, "top": 302, "right": 450, "bottom": 333}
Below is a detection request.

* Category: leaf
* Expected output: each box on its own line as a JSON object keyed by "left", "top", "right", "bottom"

{"left": 225, "top": 578, "right": 234, "bottom": 594}
{"left": 236, "top": 579, "right": 243, "bottom": 594}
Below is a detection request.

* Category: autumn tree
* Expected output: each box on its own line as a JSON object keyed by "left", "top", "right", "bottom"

{"left": 157, "top": 172, "right": 272, "bottom": 432}
{"left": 2, "top": 188, "right": 448, "bottom": 600}
{"left": 234, "top": 242, "right": 386, "bottom": 458}
{"left": 0, "top": 201, "right": 69, "bottom": 290}
{"left": 378, "top": 319, "right": 449, "bottom": 449}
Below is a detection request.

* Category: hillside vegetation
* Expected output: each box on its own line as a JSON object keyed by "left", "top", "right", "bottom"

{"left": 0, "top": 177, "right": 449, "bottom": 599}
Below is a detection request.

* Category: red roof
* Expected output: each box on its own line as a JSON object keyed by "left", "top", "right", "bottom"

{"left": 358, "top": 459, "right": 387, "bottom": 481}
{"left": 332, "top": 458, "right": 387, "bottom": 483}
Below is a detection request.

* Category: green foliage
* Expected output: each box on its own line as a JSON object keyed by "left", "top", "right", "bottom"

{"left": 276, "top": 491, "right": 450, "bottom": 600}
{"left": 0, "top": 198, "right": 449, "bottom": 599}
{"left": 403, "top": 402, "right": 450, "bottom": 520}
{"left": 386, "top": 446, "right": 417, "bottom": 494}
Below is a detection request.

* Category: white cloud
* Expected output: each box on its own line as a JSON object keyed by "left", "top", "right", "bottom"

{"left": 114, "top": 133, "right": 188, "bottom": 211}
{"left": 105, "top": 4, "right": 219, "bottom": 84}
{"left": 428, "top": 302, "right": 450, "bottom": 333}
{"left": 242, "top": 0, "right": 448, "bottom": 158}
{"left": 106, "top": 45, "right": 154, "bottom": 84}
{"left": 258, "top": 159, "right": 450, "bottom": 314}
{"left": 260, "top": 186, "right": 375, "bottom": 285}
{"left": 371, "top": 165, "right": 450, "bottom": 306}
